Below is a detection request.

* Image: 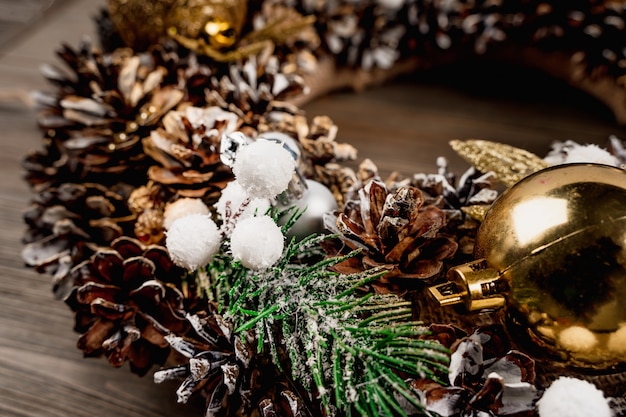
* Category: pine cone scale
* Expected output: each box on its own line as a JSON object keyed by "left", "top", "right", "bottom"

{"left": 75, "top": 282, "right": 119, "bottom": 304}
{"left": 77, "top": 318, "right": 116, "bottom": 354}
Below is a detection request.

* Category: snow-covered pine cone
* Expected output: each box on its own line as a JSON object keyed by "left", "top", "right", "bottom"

{"left": 154, "top": 309, "right": 313, "bottom": 417}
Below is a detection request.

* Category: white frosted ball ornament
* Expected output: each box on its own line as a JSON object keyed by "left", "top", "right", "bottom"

{"left": 166, "top": 214, "right": 221, "bottom": 271}
{"left": 558, "top": 326, "right": 598, "bottom": 352}
{"left": 537, "top": 377, "right": 611, "bottom": 417}
{"left": 163, "top": 198, "right": 210, "bottom": 230}
{"left": 277, "top": 179, "right": 338, "bottom": 241}
{"left": 230, "top": 216, "right": 284, "bottom": 269}
{"left": 232, "top": 140, "right": 296, "bottom": 199}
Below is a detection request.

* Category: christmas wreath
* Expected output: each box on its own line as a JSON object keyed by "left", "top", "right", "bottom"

{"left": 21, "top": 1, "right": 626, "bottom": 416}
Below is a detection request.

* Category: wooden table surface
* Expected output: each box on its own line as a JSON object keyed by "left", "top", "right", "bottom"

{"left": 1, "top": 1, "right": 626, "bottom": 416}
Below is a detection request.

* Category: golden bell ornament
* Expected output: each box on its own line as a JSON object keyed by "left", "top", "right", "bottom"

{"left": 430, "top": 163, "right": 626, "bottom": 367}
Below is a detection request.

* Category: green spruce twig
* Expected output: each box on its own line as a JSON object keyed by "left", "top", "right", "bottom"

{"left": 199, "top": 225, "right": 450, "bottom": 416}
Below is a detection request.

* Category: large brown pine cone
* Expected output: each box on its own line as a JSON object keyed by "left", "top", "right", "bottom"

{"left": 60, "top": 236, "right": 190, "bottom": 375}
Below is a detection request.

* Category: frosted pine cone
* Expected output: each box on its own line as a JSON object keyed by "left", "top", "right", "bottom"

{"left": 204, "top": 56, "right": 309, "bottom": 125}
{"left": 323, "top": 179, "right": 458, "bottom": 290}
{"left": 154, "top": 309, "right": 311, "bottom": 417}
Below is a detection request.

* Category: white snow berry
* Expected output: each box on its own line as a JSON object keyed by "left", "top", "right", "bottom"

{"left": 163, "top": 198, "right": 210, "bottom": 230}
{"left": 558, "top": 326, "right": 598, "bottom": 352}
{"left": 230, "top": 215, "right": 284, "bottom": 269}
{"left": 232, "top": 140, "right": 296, "bottom": 199}
{"left": 166, "top": 214, "right": 221, "bottom": 271}
{"left": 537, "top": 377, "right": 611, "bottom": 417}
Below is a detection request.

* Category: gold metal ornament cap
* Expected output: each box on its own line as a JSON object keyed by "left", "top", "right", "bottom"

{"left": 476, "top": 163, "right": 626, "bottom": 365}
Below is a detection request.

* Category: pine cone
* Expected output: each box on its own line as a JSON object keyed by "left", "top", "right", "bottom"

{"left": 204, "top": 56, "right": 309, "bottom": 125}
{"left": 23, "top": 41, "right": 187, "bottom": 190}
{"left": 22, "top": 182, "right": 135, "bottom": 283}
{"left": 353, "top": 157, "right": 499, "bottom": 263}
{"left": 507, "top": 1, "right": 626, "bottom": 79}
{"left": 61, "top": 236, "right": 189, "bottom": 375}
{"left": 408, "top": 163, "right": 499, "bottom": 262}
{"left": 411, "top": 324, "right": 538, "bottom": 417}
{"left": 323, "top": 179, "right": 458, "bottom": 290}
{"left": 294, "top": 0, "right": 413, "bottom": 70}
{"left": 143, "top": 105, "right": 239, "bottom": 201}
{"left": 154, "top": 309, "right": 311, "bottom": 417}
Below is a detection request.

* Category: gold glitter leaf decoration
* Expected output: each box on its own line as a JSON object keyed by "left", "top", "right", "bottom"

{"left": 450, "top": 139, "right": 549, "bottom": 187}
{"left": 461, "top": 205, "right": 490, "bottom": 222}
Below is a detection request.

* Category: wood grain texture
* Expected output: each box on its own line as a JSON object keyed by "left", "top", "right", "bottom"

{"left": 1, "top": 1, "right": 626, "bottom": 416}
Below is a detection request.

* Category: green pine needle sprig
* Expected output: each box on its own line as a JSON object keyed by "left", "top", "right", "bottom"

{"left": 199, "top": 223, "right": 450, "bottom": 416}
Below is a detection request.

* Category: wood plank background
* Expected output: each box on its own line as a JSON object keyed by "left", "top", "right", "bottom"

{"left": 1, "top": 0, "right": 625, "bottom": 416}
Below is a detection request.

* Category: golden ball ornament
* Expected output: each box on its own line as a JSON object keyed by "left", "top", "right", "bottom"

{"left": 108, "top": 0, "right": 244, "bottom": 51}
{"left": 432, "top": 163, "right": 626, "bottom": 367}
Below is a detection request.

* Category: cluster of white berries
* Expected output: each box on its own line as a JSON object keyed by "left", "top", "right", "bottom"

{"left": 165, "top": 138, "right": 296, "bottom": 271}
{"left": 537, "top": 376, "right": 611, "bottom": 417}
